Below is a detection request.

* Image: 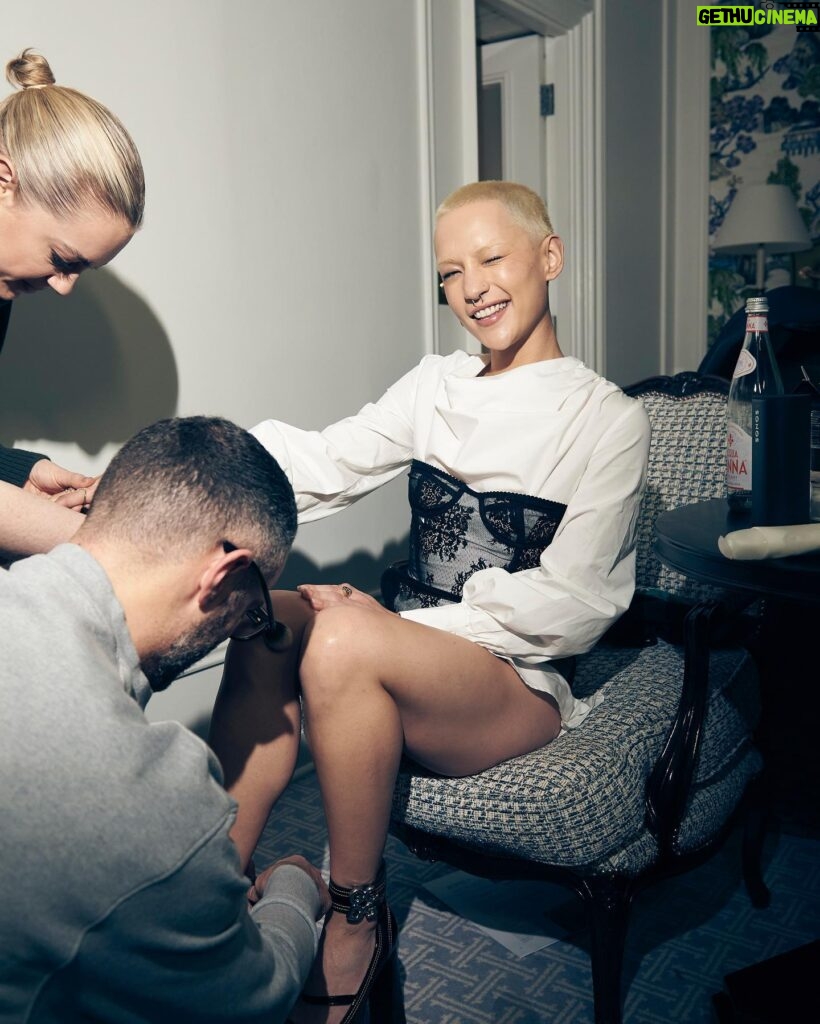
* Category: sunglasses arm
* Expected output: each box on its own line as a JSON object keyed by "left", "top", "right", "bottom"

{"left": 264, "top": 621, "right": 294, "bottom": 652}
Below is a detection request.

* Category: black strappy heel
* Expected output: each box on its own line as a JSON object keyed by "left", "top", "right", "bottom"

{"left": 299, "top": 861, "right": 398, "bottom": 1023}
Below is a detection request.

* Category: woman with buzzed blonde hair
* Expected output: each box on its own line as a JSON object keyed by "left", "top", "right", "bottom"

{"left": 211, "top": 180, "right": 652, "bottom": 1024}
{"left": 0, "top": 48, "right": 144, "bottom": 557}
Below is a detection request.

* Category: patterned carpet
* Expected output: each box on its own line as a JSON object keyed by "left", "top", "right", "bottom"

{"left": 252, "top": 766, "right": 820, "bottom": 1024}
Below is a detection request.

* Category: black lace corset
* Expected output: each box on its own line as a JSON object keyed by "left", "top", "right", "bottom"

{"left": 381, "top": 460, "right": 566, "bottom": 612}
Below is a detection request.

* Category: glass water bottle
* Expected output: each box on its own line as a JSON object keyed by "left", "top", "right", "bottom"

{"left": 726, "top": 296, "right": 783, "bottom": 510}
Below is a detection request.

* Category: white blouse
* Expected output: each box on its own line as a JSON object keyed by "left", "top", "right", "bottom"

{"left": 251, "top": 351, "right": 651, "bottom": 728}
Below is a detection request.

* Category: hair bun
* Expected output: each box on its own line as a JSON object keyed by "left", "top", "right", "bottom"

{"left": 5, "top": 48, "right": 56, "bottom": 90}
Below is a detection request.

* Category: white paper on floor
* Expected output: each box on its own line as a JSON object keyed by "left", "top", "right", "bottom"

{"left": 422, "top": 869, "right": 575, "bottom": 957}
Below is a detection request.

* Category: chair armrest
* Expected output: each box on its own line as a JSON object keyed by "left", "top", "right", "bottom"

{"left": 604, "top": 590, "right": 758, "bottom": 649}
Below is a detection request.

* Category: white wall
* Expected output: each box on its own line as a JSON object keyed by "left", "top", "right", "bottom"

{"left": 596, "top": 0, "right": 712, "bottom": 384}
{"left": 1, "top": 0, "right": 439, "bottom": 725}
{"left": 600, "top": 0, "right": 665, "bottom": 387}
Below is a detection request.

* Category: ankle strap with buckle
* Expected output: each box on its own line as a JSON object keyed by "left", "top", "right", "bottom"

{"left": 329, "top": 861, "right": 387, "bottom": 924}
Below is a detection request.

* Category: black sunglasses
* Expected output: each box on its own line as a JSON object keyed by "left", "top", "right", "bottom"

{"left": 223, "top": 543, "right": 289, "bottom": 651}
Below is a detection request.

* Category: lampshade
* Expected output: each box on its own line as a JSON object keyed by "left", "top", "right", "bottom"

{"left": 713, "top": 183, "right": 811, "bottom": 255}
{"left": 713, "top": 183, "right": 812, "bottom": 291}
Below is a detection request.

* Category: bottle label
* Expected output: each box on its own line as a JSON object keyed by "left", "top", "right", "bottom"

{"left": 747, "top": 315, "right": 767, "bottom": 332}
{"left": 726, "top": 420, "right": 752, "bottom": 491}
{"left": 732, "top": 349, "right": 756, "bottom": 379}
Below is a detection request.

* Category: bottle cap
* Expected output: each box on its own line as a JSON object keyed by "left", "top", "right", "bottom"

{"left": 745, "top": 296, "right": 769, "bottom": 314}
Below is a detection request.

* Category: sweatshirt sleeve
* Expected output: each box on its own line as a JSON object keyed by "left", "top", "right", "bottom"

{"left": 399, "top": 400, "right": 651, "bottom": 662}
{"left": 250, "top": 359, "right": 425, "bottom": 523}
{"left": 67, "top": 819, "right": 321, "bottom": 1024}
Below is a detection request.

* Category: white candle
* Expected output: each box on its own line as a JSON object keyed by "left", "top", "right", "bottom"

{"left": 718, "top": 523, "right": 820, "bottom": 560}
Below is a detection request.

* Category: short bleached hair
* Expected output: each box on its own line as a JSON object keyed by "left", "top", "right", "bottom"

{"left": 436, "top": 181, "right": 553, "bottom": 241}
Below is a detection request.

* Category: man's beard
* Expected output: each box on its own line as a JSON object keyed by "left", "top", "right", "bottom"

{"left": 141, "top": 613, "right": 232, "bottom": 692}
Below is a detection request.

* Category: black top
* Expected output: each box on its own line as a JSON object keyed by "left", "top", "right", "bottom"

{"left": 382, "top": 459, "right": 566, "bottom": 611}
{"left": 0, "top": 300, "right": 46, "bottom": 485}
{"left": 0, "top": 299, "right": 10, "bottom": 345}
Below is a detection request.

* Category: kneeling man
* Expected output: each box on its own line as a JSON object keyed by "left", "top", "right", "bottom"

{"left": 0, "top": 416, "right": 328, "bottom": 1023}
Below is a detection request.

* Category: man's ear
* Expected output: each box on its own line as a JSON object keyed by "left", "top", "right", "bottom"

{"left": 0, "top": 154, "right": 18, "bottom": 200}
{"left": 197, "top": 546, "right": 253, "bottom": 612}
{"left": 541, "top": 234, "right": 564, "bottom": 282}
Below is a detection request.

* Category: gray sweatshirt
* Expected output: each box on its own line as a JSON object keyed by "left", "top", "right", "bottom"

{"left": 0, "top": 544, "right": 320, "bottom": 1022}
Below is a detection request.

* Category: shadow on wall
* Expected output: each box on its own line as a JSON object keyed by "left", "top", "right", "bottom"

{"left": 0, "top": 268, "right": 177, "bottom": 453}
{"left": 276, "top": 535, "right": 410, "bottom": 595}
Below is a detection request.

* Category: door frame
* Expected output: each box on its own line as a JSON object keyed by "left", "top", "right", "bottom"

{"left": 661, "top": 0, "right": 711, "bottom": 373}
{"left": 542, "top": 8, "right": 604, "bottom": 370}
{"left": 419, "top": 0, "right": 604, "bottom": 367}
{"left": 419, "top": 0, "right": 711, "bottom": 375}
{"left": 416, "top": 0, "right": 480, "bottom": 357}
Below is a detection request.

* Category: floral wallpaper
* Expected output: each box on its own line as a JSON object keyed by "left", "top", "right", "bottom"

{"left": 708, "top": 14, "right": 820, "bottom": 346}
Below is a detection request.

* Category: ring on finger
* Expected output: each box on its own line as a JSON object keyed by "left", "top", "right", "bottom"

{"left": 340, "top": 584, "right": 352, "bottom": 598}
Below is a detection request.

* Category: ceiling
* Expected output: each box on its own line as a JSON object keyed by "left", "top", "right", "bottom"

{"left": 476, "top": 1, "right": 535, "bottom": 45}
{"left": 475, "top": 0, "right": 594, "bottom": 44}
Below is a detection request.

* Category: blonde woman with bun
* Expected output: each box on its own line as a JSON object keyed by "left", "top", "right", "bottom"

{"left": 0, "top": 48, "right": 144, "bottom": 556}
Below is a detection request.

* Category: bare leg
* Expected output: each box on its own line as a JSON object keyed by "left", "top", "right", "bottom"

{"left": 208, "top": 590, "right": 314, "bottom": 870}
{"left": 291, "top": 601, "right": 561, "bottom": 1023}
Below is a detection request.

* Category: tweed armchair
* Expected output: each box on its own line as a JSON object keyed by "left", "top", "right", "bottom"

{"left": 387, "top": 373, "right": 766, "bottom": 1024}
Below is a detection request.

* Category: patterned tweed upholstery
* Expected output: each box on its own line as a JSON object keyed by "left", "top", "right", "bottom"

{"left": 634, "top": 383, "right": 730, "bottom": 602}
{"left": 393, "top": 643, "right": 760, "bottom": 876}
{"left": 391, "top": 376, "right": 761, "bottom": 878}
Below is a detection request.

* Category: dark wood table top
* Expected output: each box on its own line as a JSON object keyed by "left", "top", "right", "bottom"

{"left": 653, "top": 498, "right": 820, "bottom": 604}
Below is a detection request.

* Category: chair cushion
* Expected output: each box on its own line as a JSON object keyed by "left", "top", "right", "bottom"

{"left": 391, "top": 641, "right": 761, "bottom": 878}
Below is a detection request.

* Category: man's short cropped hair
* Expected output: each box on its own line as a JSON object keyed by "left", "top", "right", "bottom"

{"left": 436, "top": 180, "right": 554, "bottom": 241}
{"left": 83, "top": 416, "right": 296, "bottom": 577}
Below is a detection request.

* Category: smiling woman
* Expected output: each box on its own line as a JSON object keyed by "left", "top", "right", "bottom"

{"left": 207, "top": 180, "right": 652, "bottom": 1024}
{"left": 435, "top": 181, "right": 564, "bottom": 374}
{"left": 0, "top": 48, "right": 144, "bottom": 555}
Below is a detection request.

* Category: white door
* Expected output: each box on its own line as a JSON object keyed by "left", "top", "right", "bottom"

{"left": 480, "top": 35, "right": 545, "bottom": 196}
{"left": 479, "top": 35, "right": 567, "bottom": 346}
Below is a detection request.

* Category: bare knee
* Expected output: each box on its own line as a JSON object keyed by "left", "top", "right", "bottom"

{"left": 300, "top": 604, "right": 380, "bottom": 702}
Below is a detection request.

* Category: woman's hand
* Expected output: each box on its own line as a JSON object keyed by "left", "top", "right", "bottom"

{"left": 296, "top": 582, "right": 392, "bottom": 615}
{"left": 23, "top": 459, "right": 100, "bottom": 509}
